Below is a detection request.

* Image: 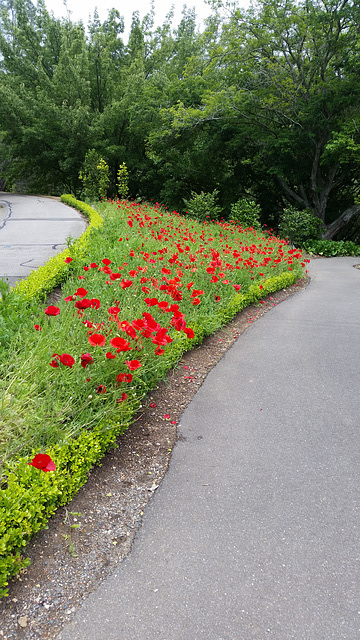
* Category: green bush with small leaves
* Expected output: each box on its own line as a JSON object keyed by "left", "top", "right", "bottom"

{"left": 79, "top": 150, "right": 110, "bottom": 202}
{"left": 116, "top": 162, "right": 129, "bottom": 199}
{"left": 230, "top": 199, "right": 262, "bottom": 230}
{"left": 183, "top": 189, "right": 221, "bottom": 221}
{"left": 278, "top": 206, "right": 324, "bottom": 246}
{"left": 97, "top": 159, "right": 110, "bottom": 200}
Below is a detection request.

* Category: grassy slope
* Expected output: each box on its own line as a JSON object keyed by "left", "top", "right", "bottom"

{"left": 0, "top": 198, "right": 307, "bottom": 596}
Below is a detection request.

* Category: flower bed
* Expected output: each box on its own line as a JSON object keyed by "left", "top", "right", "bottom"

{"left": 0, "top": 198, "right": 308, "bottom": 596}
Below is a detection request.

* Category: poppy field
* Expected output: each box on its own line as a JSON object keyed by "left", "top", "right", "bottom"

{"left": 0, "top": 198, "right": 308, "bottom": 595}
{"left": 0, "top": 199, "right": 307, "bottom": 464}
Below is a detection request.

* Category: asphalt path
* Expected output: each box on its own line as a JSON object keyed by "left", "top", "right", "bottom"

{"left": 0, "top": 192, "right": 87, "bottom": 288}
{"left": 56, "top": 257, "right": 360, "bottom": 640}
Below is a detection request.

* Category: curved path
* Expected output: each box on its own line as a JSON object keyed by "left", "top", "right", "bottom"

{"left": 57, "top": 257, "right": 360, "bottom": 640}
{"left": 0, "top": 192, "right": 87, "bottom": 288}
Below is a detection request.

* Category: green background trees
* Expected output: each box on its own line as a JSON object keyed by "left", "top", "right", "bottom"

{"left": 0, "top": 0, "right": 359, "bottom": 239}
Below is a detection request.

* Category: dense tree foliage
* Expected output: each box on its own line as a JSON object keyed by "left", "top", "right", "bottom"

{"left": 0, "top": 0, "right": 359, "bottom": 237}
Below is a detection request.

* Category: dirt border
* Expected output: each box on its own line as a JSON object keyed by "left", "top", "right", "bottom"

{"left": 0, "top": 277, "right": 309, "bottom": 640}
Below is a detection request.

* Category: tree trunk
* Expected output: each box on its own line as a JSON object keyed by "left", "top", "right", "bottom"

{"left": 323, "top": 204, "right": 360, "bottom": 240}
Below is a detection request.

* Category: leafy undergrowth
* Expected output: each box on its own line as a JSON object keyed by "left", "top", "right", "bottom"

{"left": 0, "top": 198, "right": 308, "bottom": 596}
{"left": 301, "top": 238, "right": 360, "bottom": 256}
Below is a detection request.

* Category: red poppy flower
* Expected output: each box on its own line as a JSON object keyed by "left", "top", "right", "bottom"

{"left": 75, "top": 298, "right": 92, "bottom": 310}
{"left": 90, "top": 298, "right": 101, "bottom": 309}
{"left": 150, "top": 402, "right": 157, "bottom": 408}
{"left": 90, "top": 262, "right": 98, "bottom": 268}
{"left": 184, "top": 327, "right": 195, "bottom": 339}
{"left": 75, "top": 287, "right": 88, "bottom": 298}
{"left": 117, "top": 392, "right": 128, "bottom": 403}
{"left": 64, "top": 257, "right": 73, "bottom": 263}
{"left": 152, "top": 327, "right": 172, "bottom": 346}
{"left": 97, "top": 385, "right": 106, "bottom": 394}
{"left": 144, "top": 297, "right": 158, "bottom": 306}
{"left": 59, "top": 353, "right": 75, "bottom": 368}
{"left": 142, "top": 313, "right": 159, "bottom": 332}
{"left": 81, "top": 353, "right": 93, "bottom": 368}
{"left": 155, "top": 347, "right": 165, "bottom": 355}
{"left": 44, "top": 305, "right": 60, "bottom": 316}
{"left": 172, "top": 315, "right": 186, "bottom": 331}
{"left": 88, "top": 333, "right": 106, "bottom": 347}
{"left": 171, "top": 290, "right": 183, "bottom": 301}
{"left": 116, "top": 372, "right": 133, "bottom": 384}
{"left": 102, "top": 259, "right": 112, "bottom": 266}
{"left": 120, "top": 279, "right": 133, "bottom": 289}
{"left": 34, "top": 324, "right": 42, "bottom": 331}
{"left": 215, "top": 295, "right": 221, "bottom": 302}
{"left": 110, "top": 336, "right": 132, "bottom": 352}
{"left": 124, "top": 325, "right": 137, "bottom": 340}
{"left": 64, "top": 295, "right": 75, "bottom": 302}
{"left": 49, "top": 358, "right": 59, "bottom": 368}
{"left": 125, "top": 359, "right": 142, "bottom": 371}
{"left": 106, "top": 352, "right": 117, "bottom": 359}
{"left": 233, "top": 284, "right": 241, "bottom": 291}
{"left": 28, "top": 453, "right": 56, "bottom": 472}
{"left": 108, "top": 306, "right": 120, "bottom": 316}
{"left": 191, "top": 298, "right": 201, "bottom": 306}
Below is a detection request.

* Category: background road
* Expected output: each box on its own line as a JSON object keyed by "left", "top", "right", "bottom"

{"left": 0, "top": 193, "right": 87, "bottom": 287}
{"left": 56, "top": 257, "right": 360, "bottom": 640}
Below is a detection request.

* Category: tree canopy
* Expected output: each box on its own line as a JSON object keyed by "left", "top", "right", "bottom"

{"left": 0, "top": 0, "right": 359, "bottom": 237}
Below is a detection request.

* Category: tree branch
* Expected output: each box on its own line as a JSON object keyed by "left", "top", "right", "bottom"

{"left": 323, "top": 204, "right": 360, "bottom": 240}
{"left": 277, "top": 176, "right": 307, "bottom": 208}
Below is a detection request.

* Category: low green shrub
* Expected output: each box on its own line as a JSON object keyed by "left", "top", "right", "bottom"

{"left": 278, "top": 206, "right": 324, "bottom": 245}
{"left": 79, "top": 150, "right": 110, "bottom": 202}
{"left": 230, "top": 198, "right": 262, "bottom": 230}
{"left": 183, "top": 189, "right": 221, "bottom": 221}
{"left": 116, "top": 162, "right": 130, "bottom": 199}
{"left": 301, "top": 238, "right": 360, "bottom": 256}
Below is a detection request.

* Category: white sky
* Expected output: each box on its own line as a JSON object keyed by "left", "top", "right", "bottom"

{"left": 44, "top": 0, "right": 249, "bottom": 39}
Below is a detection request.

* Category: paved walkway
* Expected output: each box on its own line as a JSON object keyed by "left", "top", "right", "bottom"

{"left": 0, "top": 193, "right": 87, "bottom": 288}
{"left": 56, "top": 257, "right": 360, "bottom": 640}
